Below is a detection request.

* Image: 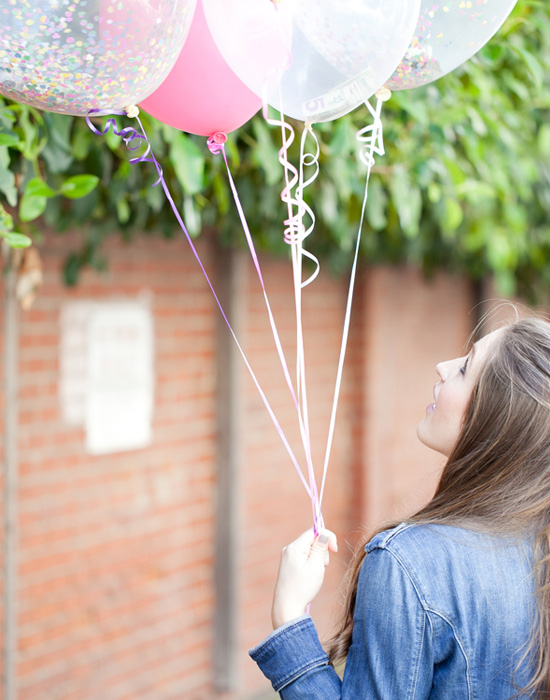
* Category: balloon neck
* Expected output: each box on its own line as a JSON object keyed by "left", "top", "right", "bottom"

{"left": 125, "top": 105, "right": 140, "bottom": 118}
{"left": 374, "top": 86, "right": 392, "bottom": 102}
{"left": 207, "top": 132, "right": 228, "bottom": 155}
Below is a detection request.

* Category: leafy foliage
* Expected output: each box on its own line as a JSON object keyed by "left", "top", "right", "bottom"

{"left": 0, "top": 1, "right": 548, "bottom": 298}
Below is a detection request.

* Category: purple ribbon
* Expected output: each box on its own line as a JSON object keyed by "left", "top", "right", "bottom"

{"left": 86, "top": 110, "right": 315, "bottom": 504}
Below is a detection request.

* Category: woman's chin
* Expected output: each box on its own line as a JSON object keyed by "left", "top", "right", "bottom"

{"left": 416, "top": 420, "right": 450, "bottom": 457}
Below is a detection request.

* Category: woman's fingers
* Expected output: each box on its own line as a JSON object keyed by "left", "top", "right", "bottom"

{"left": 318, "top": 529, "right": 338, "bottom": 554}
{"left": 287, "top": 528, "right": 338, "bottom": 556}
{"left": 271, "top": 527, "right": 338, "bottom": 629}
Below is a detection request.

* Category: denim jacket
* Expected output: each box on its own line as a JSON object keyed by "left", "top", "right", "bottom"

{"left": 250, "top": 523, "right": 535, "bottom": 699}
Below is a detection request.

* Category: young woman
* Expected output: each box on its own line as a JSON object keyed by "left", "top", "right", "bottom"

{"left": 250, "top": 317, "right": 550, "bottom": 699}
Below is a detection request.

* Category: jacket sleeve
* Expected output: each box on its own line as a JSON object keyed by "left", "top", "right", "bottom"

{"left": 249, "top": 615, "right": 342, "bottom": 697}
{"left": 249, "top": 545, "right": 434, "bottom": 700}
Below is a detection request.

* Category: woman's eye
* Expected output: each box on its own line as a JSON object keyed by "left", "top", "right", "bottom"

{"left": 460, "top": 358, "right": 469, "bottom": 375}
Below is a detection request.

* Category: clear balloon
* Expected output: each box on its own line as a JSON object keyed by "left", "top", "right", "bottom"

{"left": 203, "top": 0, "right": 421, "bottom": 124}
{"left": 387, "top": 0, "right": 518, "bottom": 91}
{"left": 0, "top": 0, "right": 196, "bottom": 116}
{"left": 140, "top": 0, "right": 262, "bottom": 137}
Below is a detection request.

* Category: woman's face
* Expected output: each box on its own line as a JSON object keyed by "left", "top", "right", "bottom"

{"left": 417, "top": 328, "right": 503, "bottom": 456}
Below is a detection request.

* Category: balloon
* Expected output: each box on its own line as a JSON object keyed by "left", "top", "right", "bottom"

{"left": 0, "top": 0, "right": 196, "bottom": 116}
{"left": 387, "top": 0, "right": 518, "bottom": 91}
{"left": 139, "top": 1, "right": 262, "bottom": 137}
{"left": 203, "top": 0, "right": 421, "bottom": 124}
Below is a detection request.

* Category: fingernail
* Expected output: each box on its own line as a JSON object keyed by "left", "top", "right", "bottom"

{"left": 318, "top": 534, "right": 329, "bottom": 545}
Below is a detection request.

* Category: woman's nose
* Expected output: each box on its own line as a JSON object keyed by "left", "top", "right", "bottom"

{"left": 436, "top": 362, "right": 447, "bottom": 380}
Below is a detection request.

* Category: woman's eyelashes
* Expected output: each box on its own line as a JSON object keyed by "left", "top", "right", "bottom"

{"left": 460, "top": 356, "right": 470, "bottom": 376}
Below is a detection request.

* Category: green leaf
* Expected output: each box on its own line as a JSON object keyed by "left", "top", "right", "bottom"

{"left": 455, "top": 180, "right": 497, "bottom": 203}
{"left": 168, "top": 133, "right": 205, "bottom": 195}
{"left": 252, "top": 119, "right": 282, "bottom": 186}
{"left": 19, "top": 192, "right": 47, "bottom": 222}
{"left": 116, "top": 197, "right": 131, "bottom": 224}
{"left": 538, "top": 123, "right": 550, "bottom": 159}
{"left": 71, "top": 128, "right": 92, "bottom": 161}
{"left": 183, "top": 194, "right": 202, "bottom": 237}
{"left": 25, "top": 177, "right": 56, "bottom": 198}
{"left": 63, "top": 252, "right": 82, "bottom": 286}
{"left": 59, "top": 174, "right": 100, "bottom": 199}
{"left": 19, "top": 177, "right": 57, "bottom": 222}
{"left": 427, "top": 183, "right": 442, "bottom": 204}
{"left": 13, "top": 107, "right": 39, "bottom": 160}
{"left": 105, "top": 128, "right": 122, "bottom": 151}
{"left": 0, "top": 146, "right": 17, "bottom": 205}
{"left": 512, "top": 45, "right": 545, "bottom": 89}
{"left": 41, "top": 112, "right": 74, "bottom": 173}
{"left": 365, "top": 179, "right": 387, "bottom": 231}
{"left": 442, "top": 198, "right": 463, "bottom": 232}
{"left": 443, "top": 157, "right": 466, "bottom": 186}
{"left": 0, "top": 133, "right": 20, "bottom": 147}
{"left": 0, "top": 202, "right": 13, "bottom": 230}
{"left": 390, "top": 167, "right": 422, "bottom": 238}
{"left": 1, "top": 230, "right": 32, "bottom": 248}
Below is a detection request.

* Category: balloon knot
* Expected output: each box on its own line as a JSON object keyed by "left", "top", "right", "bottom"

{"left": 374, "top": 86, "right": 392, "bottom": 102}
{"left": 125, "top": 104, "right": 140, "bottom": 118}
{"left": 207, "top": 131, "right": 227, "bottom": 155}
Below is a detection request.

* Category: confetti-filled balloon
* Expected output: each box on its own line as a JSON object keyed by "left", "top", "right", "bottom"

{"left": 203, "top": 0, "right": 420, "bottom": 124}
{"left": 387, "top": 0, "right": 518, "bottom": 90}
{"left": 0, "top": 0, "right": 197, "bottom": 116}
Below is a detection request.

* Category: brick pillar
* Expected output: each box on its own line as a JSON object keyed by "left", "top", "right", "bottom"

{"left": 3, "top": 261, "right": 19, "bottom": 700}
{"left": 214, "top": 244, "right": 245, "bottom": 692}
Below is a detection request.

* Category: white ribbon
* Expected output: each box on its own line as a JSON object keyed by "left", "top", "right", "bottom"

{"left": 319, "top": 98, "right": 385, "bottom": 511}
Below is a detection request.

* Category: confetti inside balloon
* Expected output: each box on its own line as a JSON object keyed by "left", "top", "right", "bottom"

{"left": 0, "top": 0, "right": 197, "bottom": 115}
{"left": 387, "top": 0, "right": 518, "bottom": 90}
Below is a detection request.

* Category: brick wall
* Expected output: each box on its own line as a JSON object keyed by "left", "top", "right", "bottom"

{"left": 0, "top": 230, "right": 476, "bottom": 699}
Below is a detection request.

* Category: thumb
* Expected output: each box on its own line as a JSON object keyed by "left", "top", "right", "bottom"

{"left": 312, "top": 529, "right": 338, "bottom": 553}
{"left": 312, "top": 533, "right": 330, "bottom": 552}
{"left": 309, "top": 532, "right": 333, "bottom": 567}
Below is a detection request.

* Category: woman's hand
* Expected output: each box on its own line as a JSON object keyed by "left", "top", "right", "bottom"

{"left": 271, "top": 528, "right": 338, "bottom": 630}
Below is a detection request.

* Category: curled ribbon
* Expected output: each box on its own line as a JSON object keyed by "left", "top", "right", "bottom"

{"left": 209, "top": 124, "right": 323, "bottom": 532}
{"left": 85, "top": 94, "right": 385, "bottom": 538}
{"left": 259, "top": 105, "right": 324, "bottom": 530}
{"left": 319, "top": 98, "right": 385, "bottom": 511}
{"left": 85, "top": 110, "right": 313, "bottom": 498}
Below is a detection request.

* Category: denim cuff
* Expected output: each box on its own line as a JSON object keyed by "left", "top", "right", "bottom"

{"left": 249, "top": 615, "right": 329, "bottom": 692}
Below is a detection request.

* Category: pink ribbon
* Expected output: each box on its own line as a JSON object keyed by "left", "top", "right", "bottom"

{"left": 86, "top": 111, "right": 313, "bottom": 499}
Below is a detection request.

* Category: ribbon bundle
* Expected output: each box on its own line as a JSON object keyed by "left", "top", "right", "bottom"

{"left": 87, "top": 98, "right": 385, "bottom": 533}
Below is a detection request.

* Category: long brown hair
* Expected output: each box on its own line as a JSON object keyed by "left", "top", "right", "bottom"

{"left": 327, "top": 317, "right": 550, "bottom": 698}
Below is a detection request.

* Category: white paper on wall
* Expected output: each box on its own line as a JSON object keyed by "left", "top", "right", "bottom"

{"left": 59, "top": 298, "right": 154, "bottom": 455}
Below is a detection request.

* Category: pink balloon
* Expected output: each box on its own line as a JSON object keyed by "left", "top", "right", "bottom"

{"left": 140, "top": 0, "right": 262, "bottom": 137}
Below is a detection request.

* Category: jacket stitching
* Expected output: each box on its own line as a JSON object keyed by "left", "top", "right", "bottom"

{"left": 379, "top": 545, "right": 473, "bottom": 700}
{"left": 274, "top": 656, "right": 328, "bottom": 692}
